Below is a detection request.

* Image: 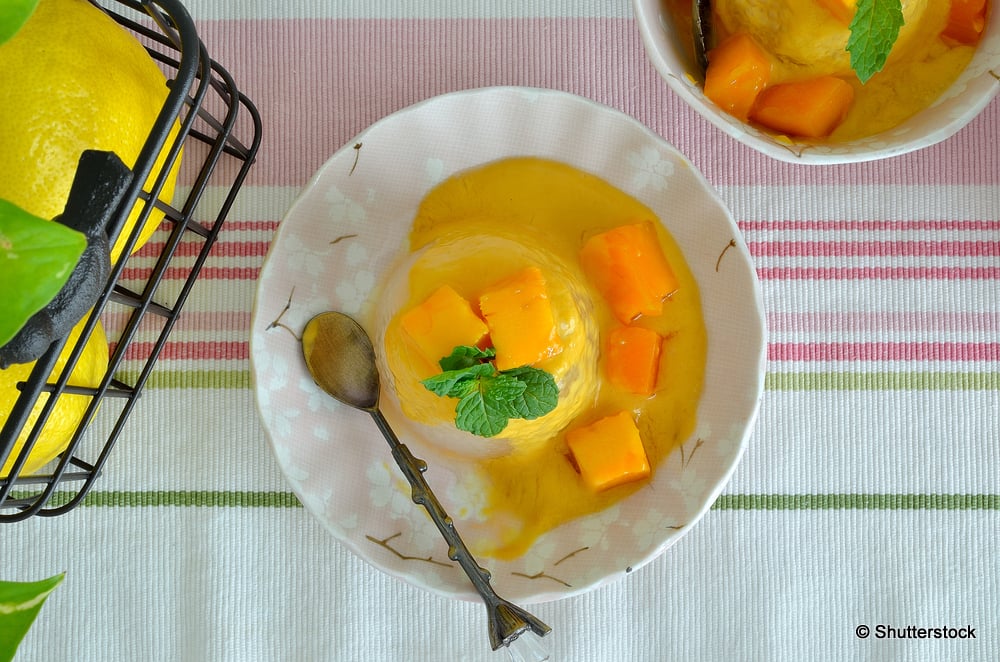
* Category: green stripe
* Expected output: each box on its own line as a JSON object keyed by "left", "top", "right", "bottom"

{"left": 6, "top": 490, "right": 301, "bottom": 509}
{"left": 766, "top": 372, "right": 1000, "bottom": 391}
{"left": 6, "top": 491, "right": 999, "bottom": 511}
{"left": 120, "top": 370, "right": 999, "bottom": 391}
{"left": 713, "top": 494, "right": 1000, "bottom": 510}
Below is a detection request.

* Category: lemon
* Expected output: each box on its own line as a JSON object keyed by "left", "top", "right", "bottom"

{"left": 1, "top": 319, "right": 108, "bottom": 477}
{"left": 0, "top": 0, "right": 182, "bottom": 263}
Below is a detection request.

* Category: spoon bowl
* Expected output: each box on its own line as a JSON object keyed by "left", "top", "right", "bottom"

{"left": 301, "top": 311, "right": 379, "bottom": 410}
{"left": 301, "top": 311, "right": 552, "bottom": 654}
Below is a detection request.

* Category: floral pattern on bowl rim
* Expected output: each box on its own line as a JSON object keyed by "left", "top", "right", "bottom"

{"left": 250, "top": 87, "right": 766, "bottom": 603}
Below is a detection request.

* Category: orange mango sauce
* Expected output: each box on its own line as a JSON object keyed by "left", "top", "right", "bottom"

{"left": 378, "top": 157, "right": 706, "bottom": 560}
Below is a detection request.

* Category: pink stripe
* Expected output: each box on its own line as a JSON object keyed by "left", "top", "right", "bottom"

{"left": 115, "top": 340, "right": 249, "bottom": 361}
{"left": 103, "top": 310, "right": 1000, "bottom": 337}
{"left": 101, "top": 311, "right": 252, "bottom": 332}
{"left": 190, "top": 18, "right": 1000, "bottom": 189}
{"left": 120, "top": 266, "right": 261, "bottom": 281}
{"left": 750, "top": 240, "right": 1000, "bottom": 258}
{"left": 768, "top": 312, "right": 1000, "bottom": 333}
{"left": 131, "top": 222, "right": 278, "bottom": 258}
{"left": 125, "top": 235, "right": 1000, "bottom": 267}
{"left": 115, "top": 261, "right": 998, "bottom": 283}
{"left": 136, "top": 220, "right": 279, "bottom": 239}
{"left": 109, "top": 339, "right": 998, "bottom": 363}
{"left": 219, "top": 220, "right": 280, "bottom": 232}
{"left": 133, "top": 239, "right": 271, "bottom": 259}
{"left": 102, "top": 309, "right": 997, "bottom": 336}
{"left": 740, "top": 220, "right": 1000, "bottom": 232}
{"left": 757, "top": 266, "right": 1000, "bottom": 280}
{"left": 770, "top": 342, "right": 1000, "bottom": 362}
{"left": 177, "top": 214, "right": 995, "bottom": 239}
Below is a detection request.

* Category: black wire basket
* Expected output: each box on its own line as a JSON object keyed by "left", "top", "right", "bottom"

{"left": 0, "top": 0, "right": 261, "bottom": 521}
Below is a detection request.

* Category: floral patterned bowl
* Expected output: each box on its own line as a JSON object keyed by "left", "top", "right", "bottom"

{"left": 250, "top": 87, "right": 766, "bottom": 603}
{"left": 633, "top": 0, "right": 1000, "bottom": 164}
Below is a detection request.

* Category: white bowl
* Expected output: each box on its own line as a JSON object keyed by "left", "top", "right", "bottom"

{"left": 250, "top": 87, "right": 766, "bottom": 603}
{"left": 633, "top": 0, "right": 1000, "bottom": 164}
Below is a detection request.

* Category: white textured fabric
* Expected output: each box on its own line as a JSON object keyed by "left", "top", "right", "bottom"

{"left": 4, "top": 0, "right": 999, "bottom": 660}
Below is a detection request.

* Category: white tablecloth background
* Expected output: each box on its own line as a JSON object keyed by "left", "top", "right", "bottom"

{"left": 6, "top": 1, "right": 999, "bottom": 660}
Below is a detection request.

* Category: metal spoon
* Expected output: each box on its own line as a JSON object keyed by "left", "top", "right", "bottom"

{"left": 301, "top": 311, "right": 552, "bottom": 654}
{"left": 692, "top": 0, "right": 713, "bottom": 76}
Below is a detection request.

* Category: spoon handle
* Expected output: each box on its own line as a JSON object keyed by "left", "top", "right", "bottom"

{"left": 369, "top": 408, "right": 551, "bottom": 650}
{"left": 693, "top": 0, "right": 713, "bottom": 75}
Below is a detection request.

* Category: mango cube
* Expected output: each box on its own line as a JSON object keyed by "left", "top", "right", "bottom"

{"left": 943, "top": 0, "right": 988, "bottom": 45}
{"left": 566, "top": 411, "right": 651, "bottom": 492}
{"left": 399, "top": 285, "right": 489, "bottom": 368}
{"left": 704, "top": 33, "right": 773, "bottom": 122}
{"left": 579, "top": 221, "right": 678, "bottom": 325}
{"left": 605, "top": 325, "right": 662, "bottom": 396}
{"left": 478, "top": 267, "right": 563, "bottom": 371}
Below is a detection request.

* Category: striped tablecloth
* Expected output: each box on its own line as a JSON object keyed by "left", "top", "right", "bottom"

{"left": 7, "top": 2, "right": 999, "bottom": 661}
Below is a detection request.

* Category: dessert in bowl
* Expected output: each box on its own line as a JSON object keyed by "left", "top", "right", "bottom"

{"left": 250, "top": 87, "right": 765, "bottom": 602}
{"left": 374, "top": 157, "right": 709, "bottom": 560}
{"left": 634, "top": 0, "right": 1000, "bottom": 163}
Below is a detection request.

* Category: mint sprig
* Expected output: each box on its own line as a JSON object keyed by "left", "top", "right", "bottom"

{"left": 420, "top": 345, "right": 559, "bottom": 437}
{"left": 847, "top": 0, "right": 904, "bottom": 84}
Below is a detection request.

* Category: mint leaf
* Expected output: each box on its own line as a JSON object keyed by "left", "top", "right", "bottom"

{"left": 0, "top": 573, "right": 64, "bottom": 662}
{"left": 455, "top": 373, "right": 527, "bottom": 437}
{"left": 0, "top": 200, "right": 86, "bottom": 347}
{"left": 847, "top": 0, "right": 904, "bottom": 84}
{"left": 502, "top": 366, "right": 559, "bottom": 420}
{"left": 420, "top": 362, "right": 493, "bottom": 397}
{"left": 480, "top": 373, "right": 529, "bottom": 418}
{"left": 0, "top": 0, "right": 39, "bottom": 45}
{"left": 421, "top": 344, "right": 561, "bottom": 437}
{"left": 438, "top": 345, "right": 495, "bottom": 371}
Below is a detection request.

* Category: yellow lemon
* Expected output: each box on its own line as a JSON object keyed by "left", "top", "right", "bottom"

{"left": 1, "top": 319, "right": 108, "bottom": 477}
{"left": 0, "top": 0, "right": 182, "bottom": 263}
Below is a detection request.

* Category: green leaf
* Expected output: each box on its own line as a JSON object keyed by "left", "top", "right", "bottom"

{"left": 0, "top": 573, "right": 65, "bottom": 662}
{"left": 0, "top": 0, "right": 39, "bottom": 46}
{"left": 421, "top": 344, "right": 562, "bottom": 438}
{"left": 438, "top": 345, "right": 495, "bottom": 371}
{"left": 0, "top": 199, "right": 87, "bottom": 347}
{"left": 420, "top": 362, "right": 493, "bottom": 398}
{"left": 847, "top": 0, "right": 904, "bottom": 84}
{"left": 502, "top": 366, "right": 559, "bottom": 420}
{"left": 480, "top": 373, "right": 529, "bottom": 418}
{"left": 455, "top": 374, "right": 527, "bottom": 437}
